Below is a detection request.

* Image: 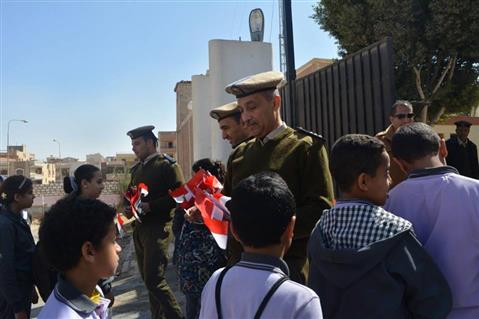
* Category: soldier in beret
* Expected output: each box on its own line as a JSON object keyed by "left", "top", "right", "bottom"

{"left": 210, "top": 101, "right": 250, "bottom": 148}
{"left": 125, "top": 125, "right": 184, "bottom": 319}
{"left": 446, "top": 120, "right": 479, "bottom": 179}
{"left": 223, "top": 71, "right": 335, "bottom": 284}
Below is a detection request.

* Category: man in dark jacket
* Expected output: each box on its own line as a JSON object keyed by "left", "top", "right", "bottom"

{"left": 308, "top": 134, "right": 452, "bottom": 319}
{"left": 446, "top": 120, "right": 479, "bottom": 179}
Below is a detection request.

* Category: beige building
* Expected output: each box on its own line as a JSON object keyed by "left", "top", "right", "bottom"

{"left": 175, "top": 80, "right": 194, "bottom": 179}
{"left": 158, "top": 131, "right": 177, "bottom": 159}
{"left": 296, "top": 58, "right": 334, "bottom": 79}
{"left": 30, "top": 161, "right": 56, "bottom": 184}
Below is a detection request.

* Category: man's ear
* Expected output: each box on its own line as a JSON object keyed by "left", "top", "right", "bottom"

{"left": 273, "top": 94, "right": 281, "bottom": 111}
{"left": 81, "top": 241, "right": 96, "bottom": 263}
{"left": 393, "top": 157, "right": 410, "bottom": 174}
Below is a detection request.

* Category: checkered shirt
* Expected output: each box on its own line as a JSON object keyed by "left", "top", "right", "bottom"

{"left": 319, "top": 204, "right": 412, "bottom": 250}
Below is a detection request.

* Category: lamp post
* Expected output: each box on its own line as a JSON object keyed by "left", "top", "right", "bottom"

{"left": 6, "top": 119, "right": 28, "bottom": 176}
{"left": 52, "top": 139, "right": 61, "bottom": 159}
{"left": 249, "top": 8, "right": 264, "bottom": 42}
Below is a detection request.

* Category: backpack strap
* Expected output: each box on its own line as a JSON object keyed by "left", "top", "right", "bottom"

{"left": 253, "top": 276, "right": 289, "bottom": 319}
{"left": 215, "top": 265, "right": 233, "bottom": 319}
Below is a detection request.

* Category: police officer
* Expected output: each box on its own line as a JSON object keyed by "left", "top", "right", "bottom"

{"left": 209, "top": 101, "right": 250, "bottom": 148}
{"left": 446, "top": 120, "right": 479, "bottom": 179}
{"left": 223, "top": 71, "right": 334, "bottom": 284}
{"left": 125, "top": 125, "right": 184, "bottom": 319}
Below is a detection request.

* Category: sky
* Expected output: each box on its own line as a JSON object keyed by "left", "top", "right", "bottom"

{"left": 0, "top": 0, "right": 339, "bottom": 161}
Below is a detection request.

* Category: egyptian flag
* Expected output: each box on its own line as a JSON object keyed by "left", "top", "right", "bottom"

{"left": 169, "top": 169, "right": 208, "bottom": 209}
{"left": 124, "top": 183, "right": 149, "bottom": 222}
{"left": 194, "top": 189, "right": 230, "bottom": 250}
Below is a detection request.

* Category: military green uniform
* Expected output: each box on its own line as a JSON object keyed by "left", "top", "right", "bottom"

{"left": 129, "top": 153, "right": 184, "bottom": 319}
{"left": 223, "top": 126, "right": 334, "bottom": 283}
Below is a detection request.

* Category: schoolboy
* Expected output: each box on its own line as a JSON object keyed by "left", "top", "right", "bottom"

{"left": 386, "top": 123, "right": 479, "bottom": 318}
{"left": 200, "top": 172, "right": 322, "bottom": 319}
{"left": 38, "top": 198, "right": 121, "bottom": 319}
{"left": 308, "top": 134, "right": 451, "bottom": 319}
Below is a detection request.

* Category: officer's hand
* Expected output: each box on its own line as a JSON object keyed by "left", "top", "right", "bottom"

{"left": 140, "top": 202, "right": 151, "bottom": 214}
{"left": 124, "top": 206, "right": 133, "bottom": 219}
{"left": 185, "top": 206, "right": 203, "bottom": 223}
{"left": 14, "top": 311, "right": 28, "bottom": 319}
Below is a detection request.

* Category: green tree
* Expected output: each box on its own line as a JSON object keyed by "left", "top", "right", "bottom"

{"left": 312, "top": 0, "right": 479, "bottom": 123}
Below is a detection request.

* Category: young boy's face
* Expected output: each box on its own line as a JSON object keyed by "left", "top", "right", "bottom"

{"left": 93, "top": 222, "right": 121, "bottom": 278}
{"left": 365, "top": 150, "right": 391, "bottom": 206}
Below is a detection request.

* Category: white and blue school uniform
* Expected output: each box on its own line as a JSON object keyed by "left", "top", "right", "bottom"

{"left": 38, "top": 275, "right": 110, "bottom": 319}
{"left": 386, "top": 166, "right": 479, "bottom": 319}
{"left": 200, "top": 252, "right": 322, "bottom": 319}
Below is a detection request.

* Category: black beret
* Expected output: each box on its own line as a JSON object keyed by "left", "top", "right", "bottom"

{"left": 127, "top": 125, "right": 155, "bottom": 139}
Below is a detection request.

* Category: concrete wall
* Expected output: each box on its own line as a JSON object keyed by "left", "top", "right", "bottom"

{"left": 192, "top": 39, "right": 273, "bottom": 165}
{"left": 192, "top": 74, "right": 212, "bottom": 161}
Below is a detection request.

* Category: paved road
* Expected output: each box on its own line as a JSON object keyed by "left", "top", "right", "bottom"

{"left": 31, "top": 221, "right": 185, "bottom": 319}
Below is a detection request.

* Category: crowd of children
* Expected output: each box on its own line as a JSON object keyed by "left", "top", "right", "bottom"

{"left": 0, "top": 120, "right": 478, "bottom": 319}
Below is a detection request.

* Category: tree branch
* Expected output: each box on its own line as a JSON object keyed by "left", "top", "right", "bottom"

{"left": 431, "top": 56, "right": 455, "bottom": 96}
{"left": 413, "top": 66, "right": 426, "bottom": 100}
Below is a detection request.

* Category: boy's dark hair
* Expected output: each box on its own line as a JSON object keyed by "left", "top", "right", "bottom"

{"left": 0, "top": 175, "right": 33, "bottom": 205}
{"left": 63, "top": 164, "right": 100, "bottom": 194}
{"left": 226, "top": 171, "right": 295, "bottom": 248}
{"left": 330, "top": 134, "right": 385, "bottom": 192}
{"left": 192, "top": 158, "right": 226, "bottom": 184}
{"left": 391, "top": 122, "right": 439, "bottom": 162}
{"left": 39, "top": 198, "right": 116, "bottom": 272}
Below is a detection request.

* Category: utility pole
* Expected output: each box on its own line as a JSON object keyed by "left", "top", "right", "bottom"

{"left": 280, "top": 0, "right": 297, "bottom": 126}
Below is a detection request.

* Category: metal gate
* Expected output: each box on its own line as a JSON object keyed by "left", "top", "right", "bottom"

{"left": 280, "top": 37, "right": 396, "bottom": 148}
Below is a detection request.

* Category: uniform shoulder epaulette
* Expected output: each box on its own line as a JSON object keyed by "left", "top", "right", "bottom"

{"left": 295, "top": 127, "right": 326, "bottom": 143}
{"left": 162, "top": 153, "right": 176, "bottom": 164}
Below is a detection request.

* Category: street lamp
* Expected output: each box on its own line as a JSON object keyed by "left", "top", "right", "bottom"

{"left": 249, "top": 8, "right": 264, "bottom": 42}
{"left": 6, "top": 119, "right": 28, "bottom": 176}
{"left": 52, "top": 139, "right": 61, "bottom": 159}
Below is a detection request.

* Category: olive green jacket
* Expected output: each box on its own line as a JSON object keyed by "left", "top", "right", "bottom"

{"left": 130, "top": 153, "right": 185, "bottom": 225}
{"left": 224, "top": 126, "right": 334, "bottom": 243}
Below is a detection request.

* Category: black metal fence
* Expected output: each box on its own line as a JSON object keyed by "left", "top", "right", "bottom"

{"left": 280, "top": 37, "right": 396, "bottom": 148}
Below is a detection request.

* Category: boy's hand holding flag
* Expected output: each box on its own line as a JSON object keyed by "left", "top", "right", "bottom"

{"left": 169, "top": 169, "right": 230, "bottom": 249}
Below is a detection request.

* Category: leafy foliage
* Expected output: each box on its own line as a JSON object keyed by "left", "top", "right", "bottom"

{"left": 312, "top": 0, "right": 479, "bottom": 122}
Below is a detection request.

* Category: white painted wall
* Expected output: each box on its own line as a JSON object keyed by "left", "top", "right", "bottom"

{"left": 191, "top": 39, "right": 273, "bottom": 165}
{"left": 192, "top": 73, "right": 212, "bottom": 161}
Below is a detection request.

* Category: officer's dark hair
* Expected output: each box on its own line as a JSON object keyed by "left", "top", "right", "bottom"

{"left": 192, "top": 158, "right": 225, "bottom": 184}
{"left": 63, "top": 164, "right": 100, "bottom": 194}
{"left": 141, "top": 131, "right": 158, "bottom": 148}
{"left": 39, "top": 197, "right": 116, "bottom": 272}
{"left": 392, "top": 122, "right": 439, "bottom": 163}
{"left": 390, "top": 100, "right": 413, "bottom": 116}
{"left": 226, "top": 171, "right": 295, "bottom": 248}
{"left": 331, "top": 134, "right": 385, "bottom": 193}
{"left": 0, "top": 175, "right": 33, "bottom": 206}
